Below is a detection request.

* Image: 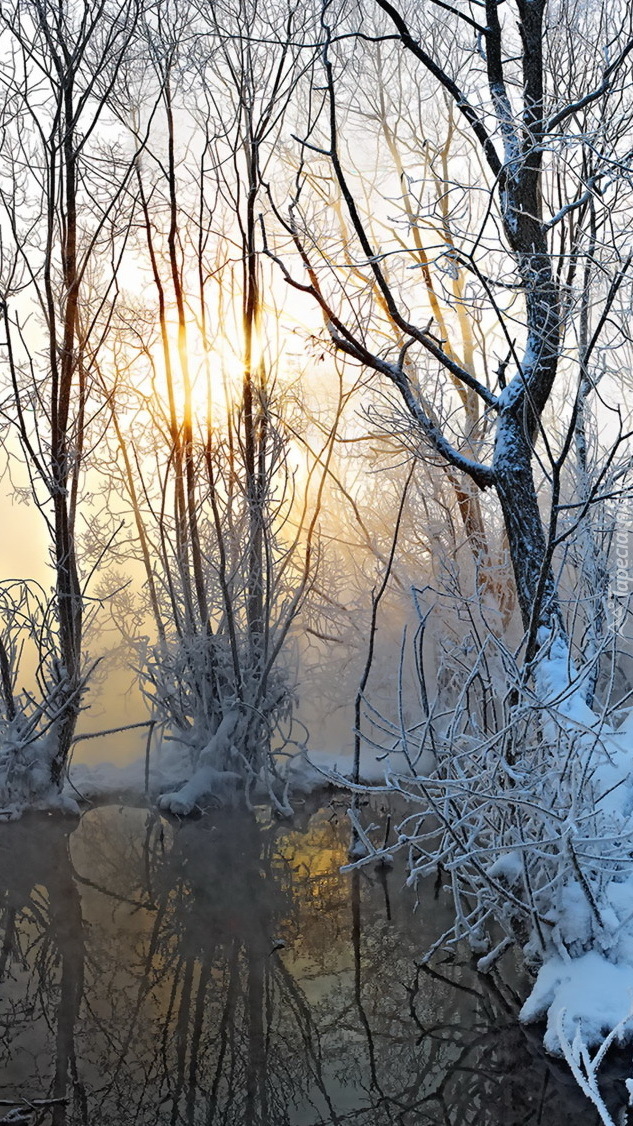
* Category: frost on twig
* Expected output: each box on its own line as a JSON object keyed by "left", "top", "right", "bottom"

{"left": 347, "top": 564, "right": 633, "bottom": 1110}
{"left": 554, "top": 1006, "right": 633, "bottom": 1126}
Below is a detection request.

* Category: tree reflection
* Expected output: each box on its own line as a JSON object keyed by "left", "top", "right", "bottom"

{"left": 0, "top": 815, "right": 84, "bottom": 1125}
{"left": 0, "top": 803, "right": 613, "bottom": 1125}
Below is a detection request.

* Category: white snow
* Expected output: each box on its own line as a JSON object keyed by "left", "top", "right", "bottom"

{"left": 513, "top": 630, "right": 633, "bottom": 1114}
{"left": 157, "top": 711, "right": 241, "bottom": 814}
{"left": 0, "top": 732, "right": 81, "bottom": 820}
{"left": 534, "top": 631, "right": 597, "bottom": 726}
{"left": 157, "top": 764, "right": 243, "bottom": 814}
{"left": 520, "top": 952, "right": 633, "bottom": 1054}
{"left": 60, "top": 744, "right": 410, "bottom": 812}
{"left": 486, "top": 850, "right": 523, "bottom": 886}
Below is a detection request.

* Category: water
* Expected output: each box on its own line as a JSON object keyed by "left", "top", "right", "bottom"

{"left": 0, "top": 797, "right": 609, "bottom": 1124}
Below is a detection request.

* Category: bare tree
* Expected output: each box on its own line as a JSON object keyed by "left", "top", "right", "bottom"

{"left": 90, "top": 0, "right": 341, "bottom": 811}
{"left": 271, "top": 0, "right": 633, "bottom": 661}
{"left": 0, "top": 0, "right": 140, "bottom": 807}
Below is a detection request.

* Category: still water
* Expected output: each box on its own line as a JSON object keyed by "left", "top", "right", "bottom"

{"left": 0, "top": 797, "right": 610, "bottom": 1124}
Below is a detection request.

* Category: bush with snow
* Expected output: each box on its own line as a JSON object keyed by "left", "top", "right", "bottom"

{"left": 349, "top": 616, "right": 633, "bottom": 1122}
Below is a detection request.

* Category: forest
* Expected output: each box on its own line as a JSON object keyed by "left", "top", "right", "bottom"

{"left": 0, "top": 0, "right": 633, "bottom": 1122}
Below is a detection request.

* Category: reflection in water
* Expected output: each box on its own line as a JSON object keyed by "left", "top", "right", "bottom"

{"left": 0, "top": 800, "right": 607, "bottom": 1124}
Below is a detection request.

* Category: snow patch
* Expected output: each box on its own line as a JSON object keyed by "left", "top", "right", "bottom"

{"left": 0, "top": 732, "right": 80, "bottom": 820}
{"left": 520, "top": 951, "right": 633, "bottom": 1054}
{"left": 534, "top": 631, "right": 596, "bottom": 727}
{"left": 487, "top": 850, "right": 523, "bottom": 887}
{"left": 157, "top": 764, "right": 242, "bottom": 815}
{"left": 63, "top": 742, "right": 409, "bottom": 811}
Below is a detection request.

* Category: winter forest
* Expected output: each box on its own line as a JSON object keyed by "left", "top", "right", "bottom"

{"left": 1, "top": 0, "right": 633, "bottom": 1121}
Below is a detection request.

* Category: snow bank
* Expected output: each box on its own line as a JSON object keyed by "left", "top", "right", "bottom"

{"left": 157, "top": 712, "right": 242, "bottom": 814}
{"left": 157, "top": 765, "right": 243, "bottom": 815}
{"left": 521, "top": 951, "right": 633, "bottom": 1054}
{"left": 512, "top": 635, "right": 633, "bottom": 1115}
{"left": 63, "top": 744, "right": 408, "bottom": 811}
{"left": 0, "top": 734, "right": 81, "bottom": 820}
{"left": 67, "top": 756, "right": 159, "bottom": 801}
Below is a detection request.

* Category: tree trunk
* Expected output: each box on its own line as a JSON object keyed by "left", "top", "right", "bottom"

{"left": 493, "top": 414, "right": 563, "bottom": 635}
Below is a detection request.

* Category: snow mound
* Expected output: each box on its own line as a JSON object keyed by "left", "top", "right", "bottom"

{"left": 158, "top": 765, "right": 242, "bottom": 815}
{"left": 0, "top": 734, "right": 81, "bottom": 820}
{"left": 521, "top": 951, "right": 633, "bottom": 1053}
